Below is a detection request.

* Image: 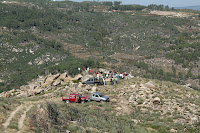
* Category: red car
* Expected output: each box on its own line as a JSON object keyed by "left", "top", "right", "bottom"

{"left": 62, "top": 94, "right": 88, "bottom": 104}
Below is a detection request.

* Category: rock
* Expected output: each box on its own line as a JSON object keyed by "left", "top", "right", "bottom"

{"left": 9, "top": 89, "right": 16, "bottom": 93}
{"left": 133, "top": 119, "right": 139, "bottom": 124}
{"left": 27, "top": 91, "right": 34, "bottom": 97}
{"left": 17, "top": 91, "right": 28, "bottom": 97}
{"left": 58, "top": 72, "right": 68, "bottom": 80}
{"left": 128, "top": 95, "right": 134, "bottom": 103}
{"left": 153, "top": 97, "right": 161, "bottom": 104}
{"left": 144, "top": 81, "right": 156, "bottom": 89}
{"left": 66, "top": 130, "right": 70, "bottom": 133}
{"left": 130, "top": 85, "right": 136, "bottom": 89}
{"left": 82, "top": 74, "right": 94, "bottom": 82}
{"left": 64, "top": 76, "right": 72, "bottom": 83}
{"left": 91, "top": 86, "right": 96, "bottom": 93}
{"left": 72, "top": 74, "right": 83, "bottom": 81}
{"left": 191, "top": 115, "right": 199, "bottom": 124}
{"left": 53, "top": 79, "right": 61, "bottom": 86}
{"left": 77, "top": 83, "right": 83, "bottom": 88}
{"left": 6, "top": 93, "right": 11, "bottom": 98}
{"left": 85, "top": 86, "right": 92, "bottom": 91}
{"left": 43, "top": 73, "right": 60, "bottom": 87}
{"left": 184, "top": 84, "right": 192, "bottom": 88}
{"left": 65, "top": 86, "right": 70, "bottom": 89}
{"left": 33, "top": 88, "right": 43, "bottom": 94}
{"left": 170, "top": 129, "right": 177, "bottom": 132}
{"left": 61, "top": 81, "right": 67, "bottom": 85}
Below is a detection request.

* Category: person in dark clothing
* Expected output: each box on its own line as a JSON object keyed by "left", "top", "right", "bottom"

{"left": 110, "top": 78, "right": 114, "bottom": 85}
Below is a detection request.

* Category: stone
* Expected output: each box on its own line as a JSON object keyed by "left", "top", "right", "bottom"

{"left": 9, "top": 89, "right": 15, "bottom": 93}
{"left": 58, "top": 72, "right": 68, "bottom": 80}
{"left": 191, "top": 115, "right": 199, "bottom": 124}
{"left": 17, "top": 91, "right": 28, "bottom": 97}
{"left": 130, "top": 85, "right": 136, "bottom": 89}
{"left": 33, "top": 88, "right": 43, "bottom": 94}
{"left": 82, "top": 74, "right": 94, "bottom": 82}
{"left": 128, "top": 95, "right": 134, "bottom": 103}
{"left": 72, "top": 74, "right": 83, "bottom": 81}
{"left": 27, "top": 91, "right": 34, "bottom": 97}
{"left": 64, "top": 76, "right": 72, "bottom": 83}
{"left": 53, "top": 79, "right": 61, "bottom": 86}
{"left": 6, "top": 93, "right": 11, "bottom": 98}
{"left": 170, "top": 129, "right": 177, "bottom": 132}
{"left": 91, "top": 86, "right": 96, "bottom": 93}
{"left": 66, "top": 130, "right": 70, "bottom": 133}
{"left": 43, "top": 73, "right": 60, "bottom": 87}
{"left": 61, "top": 81, "right": 67, "bottom": 85}
{"left": 153, "top": 97, "right": 161, "bottom": 104}
{"left": 144, "top": 81, "right": 156, "bottom": 89}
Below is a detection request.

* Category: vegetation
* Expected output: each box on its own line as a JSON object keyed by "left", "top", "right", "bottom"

{"left": 0, "top": 0, "right": 200, "bottom": 91}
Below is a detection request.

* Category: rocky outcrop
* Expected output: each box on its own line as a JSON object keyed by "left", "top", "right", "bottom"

{"left": 153, "top": 97, "right": 161, "bottom": 104}
{"left": 91, "top": 86, "right": 97, "bottom": 93}
{"left": 144, "top": 81, "right": 156, "bottom": 89}
{"left": 42, "top": 73, "right": 60, "bottom": 87}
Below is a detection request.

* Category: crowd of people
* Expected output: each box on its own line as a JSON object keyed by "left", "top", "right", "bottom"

{"left": 79, "top": 67, "right": 132, "bottom": 86}
{"left": 95, "top": 71, "right": 131, "bottom": 86}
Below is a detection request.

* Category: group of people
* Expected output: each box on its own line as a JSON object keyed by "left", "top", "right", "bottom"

{"left": 96, "top": 71, "right": 130, "bottom": 86}
{"left": 78, "top": 67, "right": 132, "bottom": 86}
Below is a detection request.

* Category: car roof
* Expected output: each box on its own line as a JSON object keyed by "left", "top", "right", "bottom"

{"left": 70, "top": 94, "right": 79, "bottom": 95}
{"left": 93, "top": 92, "right": 102, "bottom": 95}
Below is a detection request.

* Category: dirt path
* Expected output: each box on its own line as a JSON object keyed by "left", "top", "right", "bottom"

{"left": 18, "top": 105, "right": 33, "bottom": 132}
{"left": 2, "top": 104, "right": 24, "bottom": 129}
{"left": 2, "top": 94, "right": 60, "bottom": 132}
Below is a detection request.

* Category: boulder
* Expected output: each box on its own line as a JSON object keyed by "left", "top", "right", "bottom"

{"left": 53, "top": 79, "right": 61, "bottom": 86}
{"left": 6, "top": 93, "right": 11, "bottom": 98}
{"left": 72, "top": 74, "right": 83, "bottom": 81}
{"left": 130, "top": 85, "right": 136, "bottom": 89}
{"left": 82, "top": 74, "right": 94, "bottom": 82}
{"left": 170, "top": 129, "right": 177, "bottom": 133}
{"left": 153, "top": 97, "right": 161, "bottom": 104}
{"left": 144, "top": 81, "right": 156, "bottom": 89}
{"left": 57, "top": 72, "right": 68, "bottom": 80}
{"left": 33, "top": 88, "right": 43, "bottom": 94}
{"left": 17, "top": 91, "right": 28, "bottom": 97}
{"left": 66, "top": 130, "right": 70, "bottom": 133}
{"left": 61, "top": 81, "right": 67, "bottom": 85}
{"left": 27, "top": 90, "right": 34, "bottom": 97}
{"left": 9, "top": 89, "right": 16, "bottom": 93}
{"left": 128, "top": 95, "right": 134, "bottom": 103}
{"left": 43, "top": 73, "right": 60, "bottom": 87}
{"left": 191, "top": 115, "right": 199, "bottom": 124}
{"left": 64, "top": 76, "right": 72, "bottom": 83}
{"left": 91, "top": 86, "right": 96, "bottom": 93}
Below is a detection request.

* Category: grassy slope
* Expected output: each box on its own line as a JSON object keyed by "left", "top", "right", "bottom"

{"left": 0, "top": 1, "right": 200, "bottom": 91}
{"left": 0, "top": 78, "right": 199, "bottom": 132}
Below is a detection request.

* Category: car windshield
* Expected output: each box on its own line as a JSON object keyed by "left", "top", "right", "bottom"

{"left": 99, "top": 94, "right": 103, "bottom": 97}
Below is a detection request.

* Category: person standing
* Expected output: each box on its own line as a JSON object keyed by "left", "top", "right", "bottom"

{"left": 103, "top": 77, "right": 106, "bottom": 86}
{"left": 115, "top": 77, "right": 118, "bottom": 84}
{"left": 97, "top": 73, "right": 100, "bottom": 79}
{"left": 78, "top": 68, "right": 80, "bottom": 74}
{"left": 110, "top": 78, "right": 113, "bottom": 85}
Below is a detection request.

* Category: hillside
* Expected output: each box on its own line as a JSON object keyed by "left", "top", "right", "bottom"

{"left": 0, "top": 73, "right": 200, "bottom": 132}
{"left": 0, "top": 0, "right": 200, "bottom": 92}
{"left": 176, "top": 5, "right": 200, "bottom": 11}
{"left": 0, "top": 0, "right": 200, "bottom": 93}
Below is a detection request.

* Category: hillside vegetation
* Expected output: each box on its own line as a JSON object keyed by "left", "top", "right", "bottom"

{"left": 0, "top": 77, "right": 200, "bottom": 133}
{"left": 0, "top": 0, "right": 200, "bottom": 92}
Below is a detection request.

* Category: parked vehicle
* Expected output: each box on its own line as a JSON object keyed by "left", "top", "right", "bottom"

{"left": 89, "top": 92, "right": 110, "bottom": 102}
{"left": 82, "top": 78, "right": 103, "bottom": 85}
{"left": 62, "top": 94, "right": 88, "bottom": 104}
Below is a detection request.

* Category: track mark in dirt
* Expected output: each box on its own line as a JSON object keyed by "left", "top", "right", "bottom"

{"left": 18, "top": 104, "right": 33, "bottom": 131}
{"left": 2, "top": 104, "right": 23, "bottom": 129}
